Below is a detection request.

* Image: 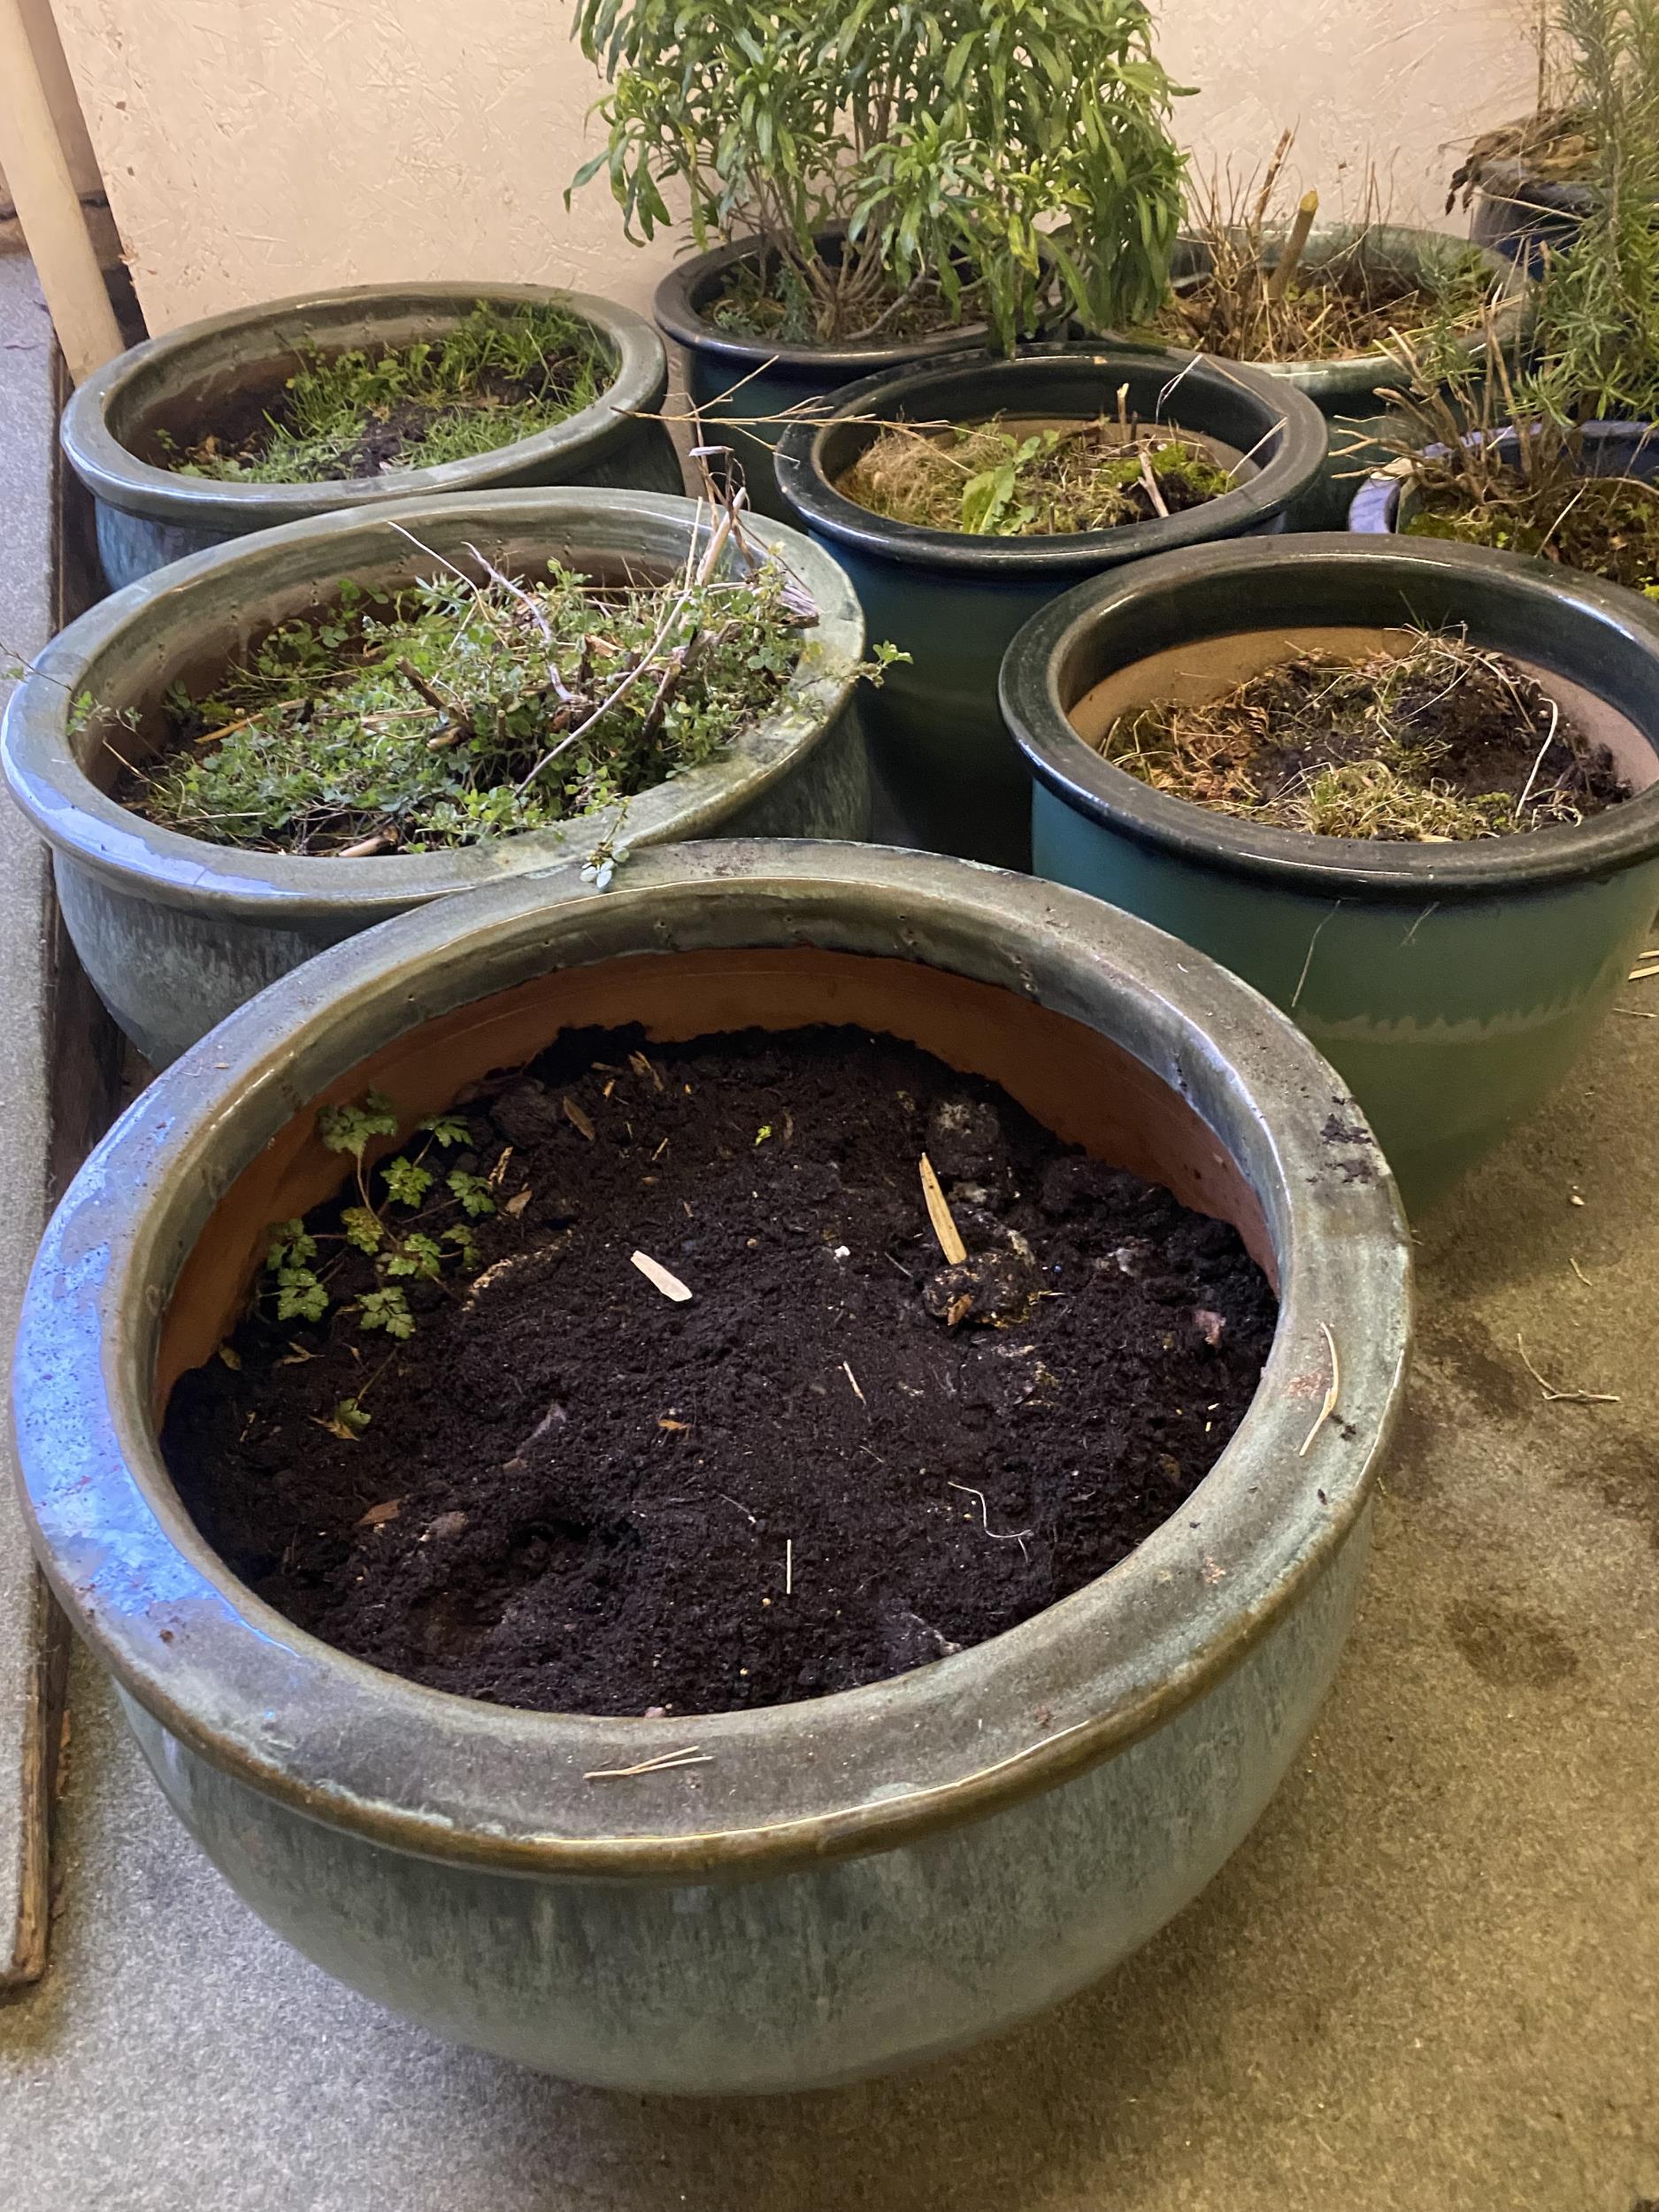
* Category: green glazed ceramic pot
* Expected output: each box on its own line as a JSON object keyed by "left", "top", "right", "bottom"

{"left": 61, "top": 284, "right": 684, "bottom": 591}
{"left": 2, "top": 490, "right": 871, "bottom": 1066}
{"left": 775, "top": 343, "right": 1328, "bottom": 870}
{"left": 653, "top": 230, "right": 1002, "bottom": 525}
{"left": 1002, "top": 533, "right": 1659, "bottom": 1207}
{"left": 12, "top": 840, "right": 1409, "bottom": 2091}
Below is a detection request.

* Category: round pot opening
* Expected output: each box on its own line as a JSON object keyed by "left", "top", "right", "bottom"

{"left": 1066, "top": 620, "right": 1659, "bottom": 818}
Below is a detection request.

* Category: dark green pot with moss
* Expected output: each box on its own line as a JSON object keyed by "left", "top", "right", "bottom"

{"left": 773, "top": 343, "right": 1327, "bottom": 870}
{"left": 61, "top": 284, "right": 682, "bottom": 593}
{"left": 1164, "top": 226, "right": 1528, "bottom": 528}
{"left": 1002, "top": 533, "right": 1659, "bottom": 1206}
{"left": 1, "top": 488, "right": 871, "bottom": 1067}
{"left": 653, "top": 232, "right": 1003, "bottom": 525}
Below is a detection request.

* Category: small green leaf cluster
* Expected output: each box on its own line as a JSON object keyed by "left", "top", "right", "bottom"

{"left": 264, "top": 1093, "right": 495, "bottom": 1341}
{"left": 162, "top": 301, "right": 609, "bottom": 484}
{"left": 568, "top": 0, "right": 1187, "bottom": 351}
{"left": 136, "top": 551, "right": 817, "bottom": 856}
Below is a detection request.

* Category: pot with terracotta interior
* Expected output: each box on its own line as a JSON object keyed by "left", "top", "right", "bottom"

{"left": 11, "top": 839, "right": 1409, "bottom": 2093}
{"left": 1155, "top": 222, "right": 1527, "bottom": 527}
{"left": 772, "top": 342, "right": 1328, "bottom": 870}
{"left": 0, "top": 488, "right": 874, "bottom": 1068}
{"left": 60, "top": 284, "right": 684, "bottom": 592}
{"left": 1002, "top": 532, "right": 1659, "bottom": 1207}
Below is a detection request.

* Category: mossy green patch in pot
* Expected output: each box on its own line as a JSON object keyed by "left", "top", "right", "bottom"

{"left": 774, "top": 342, "right": 1327, "bottom": 870}
{"left": 61, "top": 285, "right": 683, "bottom": 592}
{"left": 1002, "top": 533, "right": 1659, "bottom": 1206}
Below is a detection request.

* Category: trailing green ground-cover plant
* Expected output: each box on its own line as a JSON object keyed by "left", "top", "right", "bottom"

{"left": 569, "top": 0, "right": 1187, "bottom": 349}
{"left": 165, "top": 301, "right": 609, "bottom": 483}
{"left": 127, "top": 526, "right": 892, "bottom": 856}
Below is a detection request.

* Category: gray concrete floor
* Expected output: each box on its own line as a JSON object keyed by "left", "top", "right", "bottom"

{"left": 3, "top": 989, "right": 1657, "bottom": 2210}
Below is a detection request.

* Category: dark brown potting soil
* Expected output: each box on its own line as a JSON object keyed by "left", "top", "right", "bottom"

{"left": 1103, "top": 636, "right": 1631, "bottom": 841}
{"left": 163, "top": 1026, "right": 1278, "bottom": 1717}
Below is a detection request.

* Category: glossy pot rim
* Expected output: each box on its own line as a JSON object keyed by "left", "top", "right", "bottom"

{"left": 0, "top": 488, "right": 866, "bottom": 921}
{"left": 1002, "top": 532, "right": 1659, "bottom": 898}
{"left": 653, "top": 228, "right": 997, "bottom": 374}
{"left": 772, "top": 343, "right": 1329, "bottom": 575}
{"left": 60, "top": 283, "right": 669, "bottom": 530}
{"left": 1167, "top": 223, "right": 1527, "bottom": 401}
{"left": 12, "top": 841, "right": 1411, "bottom": 1878}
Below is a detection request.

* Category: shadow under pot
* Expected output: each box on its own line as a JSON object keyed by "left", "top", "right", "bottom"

{"left": 61, "top": 283, "right": 684, "bottom": 593}
{"left": 1164, "top": 225, "right": 1527, "bottom": 529}
{"left": 773, "top": 343, "right": 1328, "bottom": 872}
{"left": 10, "top": 838, "right": 1409, "bottom": 2093}
{"left": 653, "top": 230, "right": 1003, "bottom": 526}
{"left": 0, "top": 488, "right": 871, "bottom": 1066}
{"left": 1001, "top": 532, "right": 1659, "bottom": 1207}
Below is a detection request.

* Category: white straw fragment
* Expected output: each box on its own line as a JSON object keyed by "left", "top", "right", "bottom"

{"left": 631, "top": 1250, "right": 693, "bottom": 1302}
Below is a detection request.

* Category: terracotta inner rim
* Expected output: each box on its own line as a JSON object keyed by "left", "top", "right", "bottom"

{"left": 1068, "top": 623, "right": 1659, "bottom": 792}
{"left": 157, "top": 947, "right": 1276, "bottom": 1409}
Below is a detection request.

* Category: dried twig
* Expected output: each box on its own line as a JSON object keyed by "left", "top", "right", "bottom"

{"left": 919, "top": 1154, "right": 967, "bottom": 1265}
{"left": 583, "top": 1747, "right": 713, "bottom": 1781}
{"left": 948, "top": 1480, "right": 1033, "bottom": 1561}
{"left": 1298, "top": 1321, "right": 1340, "bottom": 1455}
{"left": 842, "top": 1360, "right": 866, "bottom": 1404}
{"left": 1517, "top": 1333, "right": 1621, "bottom": 1404}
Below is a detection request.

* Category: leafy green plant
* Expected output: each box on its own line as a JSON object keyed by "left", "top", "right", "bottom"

{"left": 265, "top": 1094, "right": 494, "bottom": 1349}
{"left": 164, "top": 301, "right": 608, "bottom": 484}
{"left": 128, "top": 529, "right": 899, "bottom": 856}
{"left": 568, "top": 0, "right": 1187, "bottom": 350}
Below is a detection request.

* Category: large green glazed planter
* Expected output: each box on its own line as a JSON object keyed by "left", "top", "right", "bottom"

{"left": 11, "top": 840, "right": 1410, "bottom": 2093}
{"left": 61, "top": 283, "right": 684, "bottom": 592}
{"left": 653, "top": 231, "right": 1002, "bottom": 524}
{"left": 0, "top": 489, "right": 871, "bottom": 1067}
{"left": 773, "top": 343, "right": 1328, "bottom": 870}
{"left": 1165, "top": 225, "right": 1528, "bottom": 527}
{"left": 1002, "top": 533, "right": 1659, "bottom": 1206}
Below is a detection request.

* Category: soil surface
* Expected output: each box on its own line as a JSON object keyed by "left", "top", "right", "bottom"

{"left": 163, "top": 1026, "right": 1278, "bottom": 1717}
{"left": 1409, "top": 472, "right": 1659, "bottom": 595}
{"left": 1103, "top": 639, "right": 1630, "bottom": 841}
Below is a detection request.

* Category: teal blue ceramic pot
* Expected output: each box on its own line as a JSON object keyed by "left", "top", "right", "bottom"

{"left": 1001, "top": 533, "right": 1659, "bottom": 1206}
{"left": 774, "top": 343, "right": 1328, "bottom": 870}
{"left": 62, "top": 284, "right": 682, "bottom": 593}
{"left": 1165, "top": 225, "right": 1527, "bottom": 527}
{"left": 654, "top": 232, "right": 1000, "bottom": 524}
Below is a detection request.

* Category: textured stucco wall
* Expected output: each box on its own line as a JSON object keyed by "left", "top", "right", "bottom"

{"left": 50, "top": 0, "right": 1541, "bottom": 335}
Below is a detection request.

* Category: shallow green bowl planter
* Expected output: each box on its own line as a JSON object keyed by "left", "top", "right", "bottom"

{"left": 1002, "top": 533, "right": 1659, "bottom": 1207}
{"left": 0, "top": 489, "right": 871, "bottom": 1067}
{"left": 62, "top": 284, "right": 684, "bottom": 592}
{"left": 773, "top": 343, "right": 1327, "bottom": 871}
{"left": 1165, "top": 225, "right": 1528, "bottom": 527}
{"left": 11, "top": 839, "right": 1409, "bottom": 2092}
{"left": 654, "top": 231, "right": 1002, "bottom": 525}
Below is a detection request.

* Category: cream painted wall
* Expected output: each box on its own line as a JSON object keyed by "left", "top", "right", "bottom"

{"left": 49, "top": 0, "right": 1541, "bottom": 335}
